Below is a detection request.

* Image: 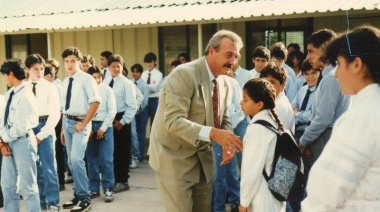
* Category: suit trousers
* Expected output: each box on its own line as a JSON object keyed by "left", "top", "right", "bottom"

{"left": 156, "top": 170, "right": 212, "bottom": 212}
{"left": 113, "top": 113, "right": 131, "bottom": 183}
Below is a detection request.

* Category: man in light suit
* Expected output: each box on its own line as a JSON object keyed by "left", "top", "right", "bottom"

{"left": 149, "top": 30, "right": 244, "bottom": 212}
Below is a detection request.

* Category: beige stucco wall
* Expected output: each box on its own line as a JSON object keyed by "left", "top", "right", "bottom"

{"left": 50, "top": 27, "right": 159, "bottom": 80}
{"left": 0, "top": 35, "right": 6, "bottom": 94}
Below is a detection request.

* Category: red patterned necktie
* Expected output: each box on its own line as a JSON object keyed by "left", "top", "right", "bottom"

{"left": 212, "top": 79, "right": 220, "bottom": 128}
{"left": 147, "top": 73, "right": 151, "bottom": 84}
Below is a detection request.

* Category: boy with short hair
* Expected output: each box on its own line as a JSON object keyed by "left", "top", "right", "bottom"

{"left": 25, "top": 53, "right": 61, "bottom": 211}
{"left": 100, "top": 51, "right": 113, "bottom": 79}
{"left": 103, "top": 54, "right": 139, "bottom": 193}
{"left": 60, "top": 47, "right": 101, "bottom": 212}
{"left": 251, "top": 46, "right": 270, "bottom": 78}
{"left": 80, "top": 55, "right": 95, "bottom": 73}
{"left": 0, "top": 58, "right": 40, "bottom": 211}
{"left": 141, "top": 52, "right": 163, "bottom": 125}
{"left": 86, "top": 66, "right": 117, "bottom": 202}
{"left": 260, "top": 62, "right": 295, "bottom": 133}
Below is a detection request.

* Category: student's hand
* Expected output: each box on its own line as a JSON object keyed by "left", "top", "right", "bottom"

{"left": 36, "top": 137, "right": 42, "bottom": 145}
{"left": 74, "top": 122, "right": 86, "bottom": 132}
{"left": 293, "top": 108, "right": 300, "bottom": 115}
{"left": 239, "top": 205, "right": 247, "bottom": 212}
{"left": 113, "top": 120, "right": 123, "bottom": 131}
{"left": 300, "top": 144, "right": 313, "bottom": 159}
{"left": 220, "top": 148, "right": 235, "bottom": 166}
{"left": 60, "top": 131, "right": 66, "bottom": 146}
{"left": 96, "top": 129, "right": 105, "bottom": 140}
{"left": 210, "top": 128, "right": 243, "bottom": 153}
{"left": 1, "top": 143, "right": 11, "bottom": 157}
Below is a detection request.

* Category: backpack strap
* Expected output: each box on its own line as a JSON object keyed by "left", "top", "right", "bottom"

{"left": 253, "top": 120, "right": 281, "bottom": 182}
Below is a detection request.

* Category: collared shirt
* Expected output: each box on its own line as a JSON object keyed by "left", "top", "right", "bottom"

{"left": 54, "top": 78, "right": 63, "bottom": 86}
{"left": 300, "top": 65, "right": 351, "bottom": 146}
{"left": 283, "top": 65, "right": 298, "bottom": 103}
{"left": 291, "top": 84, "right": 317, "bottom": 124}
{"left": 27, "top": 78, "right": 60, "bottom": 140}
{"left": 141, "top": 68, "right": 163, "bottom": 98}
{"left": 302, "top": 84, "right": 380, "bottom": 211}
{"left": 54, "top": 83, "right": 64, "bottom": 112}
{"left": 250, "top": 68, "right": 260, "bottom": 78}
{"left": 226, "top": 77, "right": 245, "bottom": 128}
{"left": 92, "top": 83, "right": 117, "bottom": 132}
{"left": 0, "top": 81, "right": 39, "bottom": 143}
{"left": 295, "top": 71, "right": 306, "bottom": 91}
{"left": 103, "top": 74, "right": 139, "bottom": 125}
{"left": 234, "top": 66, "right": 254, "bottom": 89}
{"left": 275, "top": 91, "right": 295, "bottom": 134}
{"left": 62, "top": 70, "right": 102, "bottom": 116}
{"left": 132, "top": 78, "right": 149, "bottom": 110}
{"left": 102, "top": 68, "right": 112, "bottom": 80}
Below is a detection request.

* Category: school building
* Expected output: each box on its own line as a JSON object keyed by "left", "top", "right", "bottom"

{"left": 0, "top": 0, "right": 379, "bottom": 93}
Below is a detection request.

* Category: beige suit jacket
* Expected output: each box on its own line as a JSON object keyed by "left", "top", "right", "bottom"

{"left": 148, "top": 57, "right": 232, "bottom": 183}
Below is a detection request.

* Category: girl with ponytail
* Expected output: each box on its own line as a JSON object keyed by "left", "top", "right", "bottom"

{"left": 239, "top": 78, "right": 284, "bottom": 212}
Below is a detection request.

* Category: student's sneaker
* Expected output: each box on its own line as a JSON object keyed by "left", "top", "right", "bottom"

{"left": 70, "top": 199, "right": 91, "bottom": 212}
{"left": 47, "top": 205, "right": 59, "bottom": 212}
{"left": 129, "top": 156, "right": 139, "bottom": 169}
{"left": 89, "top": 191, "right": 100, "bottom": 199}
{"left": 62, "top": 196, "right": 79, "bottom": 209}
{"left": 114, "top": 182, "right": 130, "bottom": 193}
{"left": 104, "top": 189, "right": 114, "bottom": 203}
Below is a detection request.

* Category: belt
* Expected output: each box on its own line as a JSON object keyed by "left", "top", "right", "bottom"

{"left": 65, "top": 114, "right": 85, "bottom": 122}
{"left": 6, "top": 125, "right": 30, "bottom": 138}
{"left": 92, "top": 120, "right": 103, "bottom": 124}
{"left": 39, "top": 115, "right": 49, "bottom": 122}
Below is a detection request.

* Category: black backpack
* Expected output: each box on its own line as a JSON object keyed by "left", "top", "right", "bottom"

{"left": 254, "top": 120, "right": 305, "bottom": 202}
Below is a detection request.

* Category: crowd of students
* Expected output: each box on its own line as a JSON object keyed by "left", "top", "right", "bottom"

{"left": 0, "top": 24, "right": 379, "bottom": 212}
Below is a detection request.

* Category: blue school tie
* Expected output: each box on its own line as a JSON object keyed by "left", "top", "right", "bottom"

{"left": 32, "top": 82, "right": 37, "bottom": 96}
{"left": 300, "top": 89, "right": 311, "bottom": 111}
{"left": 4, "top": 90, "right": 14, "bottom": 126}
{"left": 65, "top": 78, "right": 73, "bottom": 111}
{"left": 109, "top": 79, "right": 114, "bottom": 88}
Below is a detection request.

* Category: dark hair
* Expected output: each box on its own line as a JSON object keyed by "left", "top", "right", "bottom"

{"left": 259, "top": 62, "right": 287, "bottom": 85}
{"left": 131, "top": 63, "right": 143, "bottom": 73}
{"left": 243, "top": 78, "right": 284, "bottom": 130}
{"left": 288, "top": 51, "right": 305, "bottom": 61}
{"left": 287, "top": 43, "right": 301, "bottom": 52}
{"left": 301, "top": 59, "right": 323, "bottom": 88}
{"left": 25, "top": 53, "right": 46, "bottom": 68}
{"left": 44, "top": 66, "right": 53, "bottom": 76}
{"left": 326, "top": 25, "right": 380, "bottom": 84}
{"left": 46, "top": 58, "right": 59, "bottom": 72}
{"left": 107, "top": 54, "right": 124, "bottom": 67}
{"left": 81, "top": 54, "right": 95, "bottom": 66}
{"left": 0, "top": 58, "right": 26, "bottom": 80}
{"left": 170, "top": 60, "right": 181, "bottom": 67}
{"left": 101, "top": 51, "right": 113, "bottom": 59}
{"left": 270, "top": 46, "right": 286, "bottom": 60}
{"left": 307, "top": 29, "right": 336, "bottom": 48}
{"left": 252, "top": 46, "right": 270, "bottom": 60}
{"left": 62, "top": 46, "right": 83, "bottom": 60}
{"left": 87, "top": 66, "right": 101, "bottom": 76}
{"left": 143, "top": 52, "right": 157, "bottom": 63}
{"left": 177, "top": 52, "right": 190, "bottom": 62}
{"left": 123, "top": 65, "right": 128, "bottom": 77}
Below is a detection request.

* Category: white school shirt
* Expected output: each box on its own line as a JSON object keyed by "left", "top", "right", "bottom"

{"left": 275, "top": 91, "right": 295, "bottom": 133}
{"left": 250, "top": 68, "right": 260, "bottom": 78}
{"left": 291, "top": 84, "right": 317, "bottom": 124}
{"left": 27, "top": 78, "right": 60, "bottom": 140}
{"left": 141, "top": 68, "right": 163, "bottom": 98}
{"left": 0, "top": 81, "right": 39, "bottom": 143}
{"left": 54, "top": 83, "right": 64, "bottom": 112}
{"left": 102, "top": 68, "right": 112, "bottom": 80}
{"left": 240, "top": 109, "right": 284, "bottom": 211}
{"left": 92, "top": 83, "right": 117, "bottom": 132}
{"left": 302, "top": 84, "right": 380, "bottom": 211}
{"left": 103, "top": 74, "right": 139, "bottom": 125}
{"left": 132, "top": 78, "right": 149, "bottom": 110}
{"left": 0, "top": 95, "right": 5, "bottom": 130}
{"left": 62, "top": 70, "right": 102, "bottom": 116}
{"left": 226, "top": 77, "right": 245, "bottom": 128}
{"left": 234, "top": 66, "right": 254, "bottom": 89}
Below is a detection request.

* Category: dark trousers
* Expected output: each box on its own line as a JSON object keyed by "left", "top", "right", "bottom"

{"left": 114, "top": 112, "right": 131, "bottom": 183}
{"left": 147, "top": 97, "right": 159, "bottom": 126}
{"left": 54, "top": 117, "right": 65, "bottom": 186}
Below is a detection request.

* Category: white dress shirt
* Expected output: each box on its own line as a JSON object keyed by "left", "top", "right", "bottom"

{"left": 27, "top": 78, "right": 60, "bottom": 140}
{"left": 54, "top": 83, "right": 64, "bottom": 112}
{"left": 92, "top": 83, "right": 117, "bottom": 132}
{"left": 302, "top": 84, "right": 380, "bottom": 211}
{"left": 275, "top": 91, "right": 295, "bottom": 133}
{"left": 141, "top": 68, "right": 163, "bottom": 98}
{"left": 250, "top": 68, "right": 260, "bottom": 78}
{"left": 226, "top": 77, "right": 245, "bottom": 128}
{"left": 103, "top": 74, "right": 139, "bottom": 125}
{"left": 0, "top": 81, "right": 39, "bottom": 143}
{"left": 291, "top": 84, "right": 317, "bottom": 124}
{"left": 240, "top": 109, "right": 284, "bottom": 211}
{"left": 62, "top": 70, "right": 102, "bottom": 116}
{"left": 133, "top": 78, "right": 150, "bottom": 110}
{"left": 102, "top": 68, "right": 112, "bottom": 80}
{"left": 234, "top": 66, "right": 253, "bottom": 89}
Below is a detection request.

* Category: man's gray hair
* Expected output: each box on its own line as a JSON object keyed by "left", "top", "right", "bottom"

{"left": 204, "top": 30, "right": 244, "bottom": 55}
